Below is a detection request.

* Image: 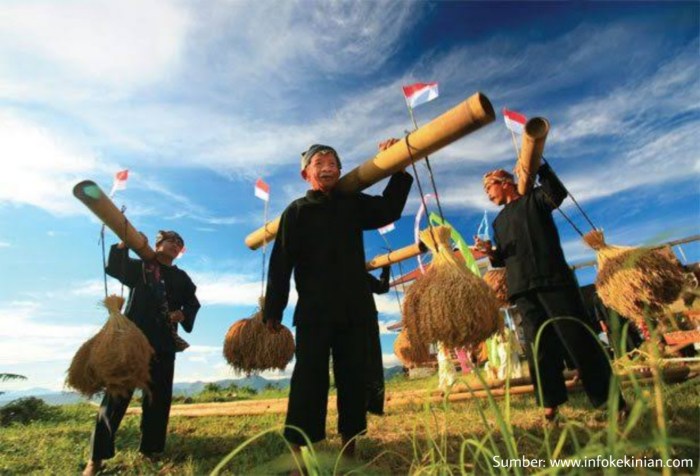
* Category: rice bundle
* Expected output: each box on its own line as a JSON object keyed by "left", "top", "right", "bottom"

{"left": 66, "top": 336, "right": 103, "bottom": 397}
{"left": 393, "top": 329, "right": 430, "bottom": 368}
{"left": 483, "top": 269, "right": 508, "bottom": 308}
{"left": 66, "top": 295, "right": 154, "bottom": 398}
{"left": 403, "top": 226, "right": 500, "bottom": 349}
{"left": 583, "top": 230, "right": 685, "bottom": 326}
{"left": 91, "top": 295, "right": 154, "bottom": 398}
{"left": 223, "top": 301, "right": 295, "bottom": 374}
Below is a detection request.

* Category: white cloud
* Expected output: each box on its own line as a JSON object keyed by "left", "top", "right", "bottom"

{"left": 382, "top": 352, "right": 401, "bottom": 368}
{"left": 0, "top": 241, "right": 10, "bottom": 248}
{"left": 0, "top": 0, "right": 190, "bottom": 91}
{"left": 0, "top": 112, "right": 105, "bottom": 214}
{"left": 191, "top": 271, "right": 298, "bottom": 307}
{"left": 0, "top": 302, "right": 100, "bottom": 366}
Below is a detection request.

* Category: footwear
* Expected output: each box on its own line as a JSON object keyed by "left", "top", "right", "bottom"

{"left": 81, "top": 459, "right": 102, "bottom": 476}
{"left": 340, "top": 437, "right": 356, "bottom": 458}
{"left": 544, "top": 406, "right": 558, "bottom": 422}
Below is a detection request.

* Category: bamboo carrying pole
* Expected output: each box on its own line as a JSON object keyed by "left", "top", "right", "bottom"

{"left": 367, "top": 242, "right": 426, "bottom": 271}
{"left": 245, "top": 92, "right": 495, "bottom": 250}
{"left": 73, "top": 180, "right": 155, "bottom": 261}
{"left": 517, "top": 117, "right": 550, "bottom": 195}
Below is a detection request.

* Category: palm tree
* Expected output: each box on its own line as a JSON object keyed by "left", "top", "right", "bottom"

{"left": 0, "top": 373, "right": 27, "bottom": 395}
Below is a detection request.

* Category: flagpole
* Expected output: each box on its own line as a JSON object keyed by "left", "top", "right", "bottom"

{"left": 405, "top": 102, "right": 446, "bottom": 223}
{"left": 261, "top": 197, "right": 269, "bottom": 299}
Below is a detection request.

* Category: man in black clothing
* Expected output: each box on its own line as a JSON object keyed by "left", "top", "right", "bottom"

{"left": 366, "top": 266, "right": 391, "bottom": 415}
{"left": 474, "top": 165, "right": 622, "bottom": 421}
{"left": 264, "top": 141, "right": 412, "bottom": 456}
{"left": 83, "top": 230, "right": 200, "bottom": 476}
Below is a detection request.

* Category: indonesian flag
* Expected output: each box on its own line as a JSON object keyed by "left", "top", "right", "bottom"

{"left": 503, "top": 108, "right": 527, "bottom": 134}
{"left": 176, "top": 246, "right": 186, "bottom": 260}
{"left": 254, "top": 178, "right": 270, "bottom": 202}
{"left": 378, "top": 222, "right": 395, "bottom": 235}
{"left": 402, "top": 82, "right": 439, "bottom": 109}
{"left": 109, "top": 169, "right": 129, "bottom": 197}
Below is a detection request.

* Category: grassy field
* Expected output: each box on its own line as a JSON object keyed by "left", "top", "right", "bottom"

{"left": 1, "top": 369, "right": 698, "bottom": 475}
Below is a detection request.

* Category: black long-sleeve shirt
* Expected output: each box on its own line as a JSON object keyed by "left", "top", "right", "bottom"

{"left": 490, "top": 163, "right": 575, "bottom": 298}
{"left": 106, "top": 244, "right": 200, "bottom": 353}
{"left": 264, "top": 172, "right": 413, "bottom": 326}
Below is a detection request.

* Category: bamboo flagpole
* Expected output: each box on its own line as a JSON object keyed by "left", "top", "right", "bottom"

{"left": 245, "top": 91, "right": 496, "bottom": 250}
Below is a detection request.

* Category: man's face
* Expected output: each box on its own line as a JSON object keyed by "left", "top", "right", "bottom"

{"left": 156, "top": 237, "right": 184, "bottom": 259}
{"left": 485, "top": 181, "right": 508, "bottom": 206}
{"left": 301, "top": 151, "right": 340, "bottom": 192}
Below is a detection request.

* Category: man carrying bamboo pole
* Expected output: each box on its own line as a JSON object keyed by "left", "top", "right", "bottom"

{"left": 263, "top": 141, "right": 412, "bottom": 457}
{"left": 474, "top": 165, "right": 625, "bottom": 422}
{"left": 82, "top": 231, "right": 200, "bottom": 476}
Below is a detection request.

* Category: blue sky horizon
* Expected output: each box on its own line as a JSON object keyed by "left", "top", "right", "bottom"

{"left": 1, "top": 1, "right": 698, "bottom": 393}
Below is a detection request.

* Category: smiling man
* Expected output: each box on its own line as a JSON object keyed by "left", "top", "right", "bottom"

{"left": 263, "top": 141, "right": 412, "bottom": 458}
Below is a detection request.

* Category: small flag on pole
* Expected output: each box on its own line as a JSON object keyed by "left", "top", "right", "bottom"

{"left": 254, "top": 178, "right": 270, "bottom": 202}
{"left": 378, "top": 222, "right": 396, "bottom": 235}
{"left": 176, "top": 246, "right": 186, "bottom": 260}
{"left": 503, "top": 108, "right": 527, "bottom": 135}
{"left": 109, "top": 169, "right": 129, "bottom": 197}
{"left": 402, "top": 82, "right": 439, "bottom": 109}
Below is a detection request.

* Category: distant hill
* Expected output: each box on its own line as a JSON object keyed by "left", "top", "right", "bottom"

{"left": 0, "top": 366, "right": 406, "bottom": 407}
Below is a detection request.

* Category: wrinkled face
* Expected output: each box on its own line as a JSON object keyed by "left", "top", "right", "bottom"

{"left": 301, "top": 151, "right": 340, "bottom": 192}
{"left": 156, "top": 237, "right": 184, "bottom": 259}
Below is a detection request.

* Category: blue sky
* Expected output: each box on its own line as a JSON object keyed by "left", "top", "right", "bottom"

{"left": 1, "top": 1, "right": 698, "bottom": 392}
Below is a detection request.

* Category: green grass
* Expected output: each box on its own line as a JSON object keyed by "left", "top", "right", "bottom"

{"left": 1, "top": 370, "right": 698, "bottom": 475}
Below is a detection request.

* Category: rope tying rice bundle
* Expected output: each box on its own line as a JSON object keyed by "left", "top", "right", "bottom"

{"left": 403, "top": 226, "right": 500, "bottom": 349}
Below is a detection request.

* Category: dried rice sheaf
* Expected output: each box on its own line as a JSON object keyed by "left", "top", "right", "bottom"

{"left": 403, "top": 226, "right": 500, "bottom": 349}
{"left": 583, "top": 230, "right": 684, "bottom": 325}
{"left": 483, "top": 269, "right": 508, "bottom": 308}
{"left": 66, "top": 336, "right": 103, "bottom": 397}
{"left": 90, "top": 295, "right": 155, "bottom": 398}
{"left": 66, "top": 295, "right": 154, "bottom": 398}
{"left": 223, "top": 300, "right": 295, "bottom": 374}
{"left": 393, "top": 329, "right": 430, "bottom": 368}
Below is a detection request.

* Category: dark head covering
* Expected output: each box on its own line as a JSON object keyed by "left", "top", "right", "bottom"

{"left": 155, "top": 230, "right": 184, "bottom": 247}
{"left": 300, "top": 144, "right": 341, "bottom": 171}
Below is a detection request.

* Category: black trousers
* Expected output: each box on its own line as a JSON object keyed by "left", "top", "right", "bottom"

{"left": 89, "top": 352, "right": 175, "bottom": 460}
{"left": 284, "top": 320, "right": 367, "bottom": 445}
{"left": 365, "top": 315, "right": 385, "bottom": 416}
{"left": 513, "top": 286, "right": 617, "bottom": 409}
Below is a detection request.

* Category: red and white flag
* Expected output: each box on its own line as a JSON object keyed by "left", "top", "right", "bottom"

{"left": 503, "top": 108, "right": 527, "bottom": 135}
{"left": 378, "top": 222, "right": 395, "bottom": 235}
{"left": 109, "top": 169, "right": 129, "bottom": 197}
{"left": 254, "top": 178, "right": 270, "bottom": 202}
{"left": 402, "top": 82, "right": 439, "bottom": 109}
{"left": 176, "top": 246, "right": 186, "bottom": 260}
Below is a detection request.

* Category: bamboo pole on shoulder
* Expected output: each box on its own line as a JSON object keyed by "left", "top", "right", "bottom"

{"left": 73, "top": 180, "right": 155, "bottom": 260}
{"left": 245, "top": 92, "right": 495, "bottom": 250}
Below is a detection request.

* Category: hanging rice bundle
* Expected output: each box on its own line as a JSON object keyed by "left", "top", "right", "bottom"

{"left": 88, "top": 295, "right": 155, "bottom": 398}
{"left": 583, "top": 230, "right": 685, "bottom": 326}
{"left": 483, "top": 269, "right": 508, "bottom": 308}
{"left": 393, "top": 329, "right": 430, "bottom": 368}
{"left": 66, "top": 336, "right": 103, "bottom": 397}
{"left": 223, "top": 300, "right": 295, "bottom": 374}
{"left": 403, "top": 226, "right": 500, "bottom": 349}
